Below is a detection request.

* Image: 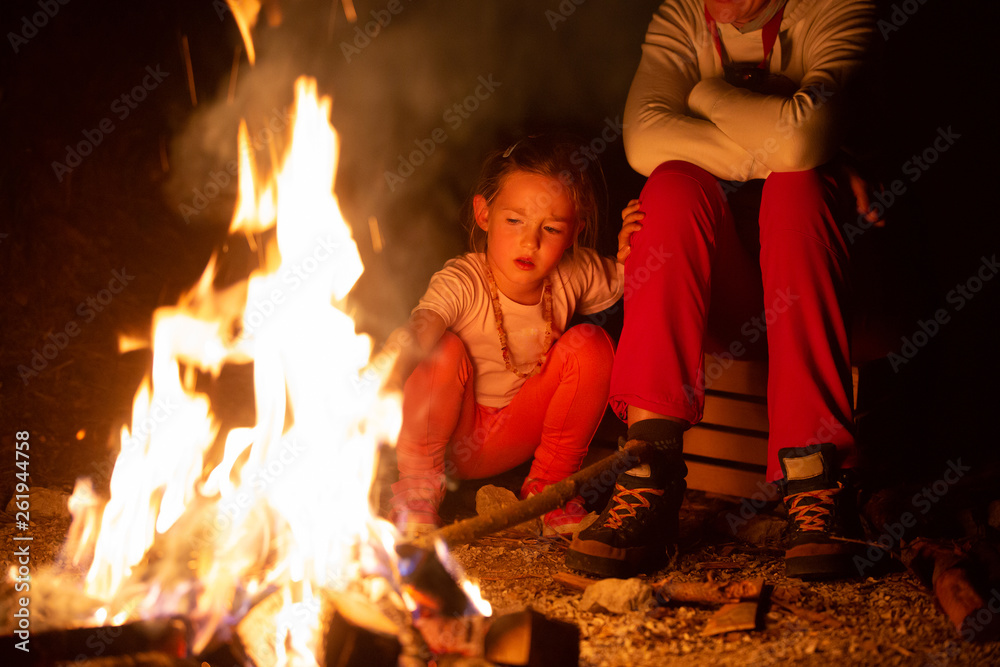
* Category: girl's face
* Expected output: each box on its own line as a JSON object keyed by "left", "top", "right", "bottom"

{"left": 474, "top": 171, "right": 577, "bottom": 304}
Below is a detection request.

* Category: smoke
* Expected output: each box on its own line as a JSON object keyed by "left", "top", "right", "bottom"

{"left": 163, "top": 0, "right": 657, "bottom": 340}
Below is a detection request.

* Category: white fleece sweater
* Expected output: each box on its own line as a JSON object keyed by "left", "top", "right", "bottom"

{"left": 624, "top": 0, "right": 876, "bottom": 181}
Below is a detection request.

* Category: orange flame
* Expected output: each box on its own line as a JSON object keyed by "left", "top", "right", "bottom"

{"left": 62, "top": 77, "right": 403, "bottom": 658}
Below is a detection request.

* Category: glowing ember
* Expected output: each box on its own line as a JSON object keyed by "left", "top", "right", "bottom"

{"left": 60, "top": 76, "right": 408, "bottom": 659}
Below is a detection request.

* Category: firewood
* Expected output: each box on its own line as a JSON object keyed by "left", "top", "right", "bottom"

{"left": 236, "top": 588, "right": 401, "bottom": 667}
{"left": 904, "top": 538, "right": 1000, "bottom": 642}
{"left": 51, "top": 652, "right": 197, "bottom": 667}
{"left": 654, "top": 578, "right": 764, "bottom": 605}
{"left": 324, "top": 594, "right": 402, "bottom": 667}
{"left": 411, "top": 614, "right": 490, "bottom": 658}
{"left": 0, "top": 618, "right": 189, "bottom": 666}
{"left": 551, "top": 571, "right": 597, "bottom": 592}
{"left": 411, "top": 440, "right": 657, "bottom": 550}
{"left": 483, "top": 607, "right": 579, "bottom": 667}
{"left": 700, "top": 601, "right": 760, "bottom": 636}
{"left": 862, "top": 485, "right": 1000, "bottom": 641}
{"left": 396, "top": 542, "right": 476, "bottom": 617}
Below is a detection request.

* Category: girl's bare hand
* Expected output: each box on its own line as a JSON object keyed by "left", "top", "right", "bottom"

{"left": 618, "top": 199, "right": 645, "bottom": 263}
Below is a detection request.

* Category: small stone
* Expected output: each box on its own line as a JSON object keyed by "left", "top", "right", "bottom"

{"left": 7, "top": 487, "right": 71, "bottom": 520}
{"left": 475, "top": 485, "right": 540, "bottom": 535}
{"left": 580, "top": 578, "right": 653, "bottom": 614}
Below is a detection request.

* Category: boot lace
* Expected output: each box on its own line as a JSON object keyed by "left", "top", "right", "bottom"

{"left": 786, "top": 485, "right": 841, "bottom": 532}
{"left": 603, "top": 484, "right": 665, "bottom": 530}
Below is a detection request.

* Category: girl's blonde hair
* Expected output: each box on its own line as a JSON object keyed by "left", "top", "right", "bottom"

{"left": 466, "top": 134, "right": 606, "bottom": 253}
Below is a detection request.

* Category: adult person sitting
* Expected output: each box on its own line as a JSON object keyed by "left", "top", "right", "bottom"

{"left": 566, "top": 0, "right": 880, "bottom": 580}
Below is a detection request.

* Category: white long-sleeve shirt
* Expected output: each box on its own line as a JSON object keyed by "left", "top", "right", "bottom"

{"left": 624, "top": 0, "right": 875, "bottom": 181}
{"left": 414, "top": 250, "right": 623, "bottom": 407}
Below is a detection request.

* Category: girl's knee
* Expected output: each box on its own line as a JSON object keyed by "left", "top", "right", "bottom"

{"left": 427, "top": 331, "right": 468, "bottom": 368}
{"left": 405, "top": 330, "right": 471, "bottom": 391}
{"left": 557, "top": 324, "right": 614, "bottom": 369}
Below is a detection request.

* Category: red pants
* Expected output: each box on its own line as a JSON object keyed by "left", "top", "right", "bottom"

{"left": 610, "top": 161, "right": 856, "bottom": 482}
{"left": 393, "top": 324, "right": 615, "bottom": 509}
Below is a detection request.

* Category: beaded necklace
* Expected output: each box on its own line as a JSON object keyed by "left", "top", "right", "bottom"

{"left": 484, "top": 262, "right": 553, "bottom": 379}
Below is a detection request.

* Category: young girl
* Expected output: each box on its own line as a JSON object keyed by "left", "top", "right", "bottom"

{"left": 387, "top": 134, "right": 624, "bottom": 536}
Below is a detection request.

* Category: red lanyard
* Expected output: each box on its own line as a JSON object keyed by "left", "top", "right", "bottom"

{"left": 704, "top": 4, "right": 784, "bottom": 70}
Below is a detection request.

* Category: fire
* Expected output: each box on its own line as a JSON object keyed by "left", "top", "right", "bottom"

{"left": 62, "top": 76, "right": 406, "bottom": 659}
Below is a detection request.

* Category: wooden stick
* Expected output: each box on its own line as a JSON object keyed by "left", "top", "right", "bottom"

{"left": 551, "top": 571, "right": 598, "bottom": 591}
{"left": 411, "top": 439, "right": 656, "bottom": 550}
{"left": 654, "top": 578, "right": 764, "bottom": 605}
{"left": 864, "top": 489, "right": 1000, "bottom": 641}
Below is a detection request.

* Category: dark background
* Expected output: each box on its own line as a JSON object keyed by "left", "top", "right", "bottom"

{"left": 0, "top": 0, "right": 995, "bottom": 500}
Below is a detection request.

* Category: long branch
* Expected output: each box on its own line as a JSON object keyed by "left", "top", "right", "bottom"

{"left": 411, "top": 439, "right": 655, "bottom": 549}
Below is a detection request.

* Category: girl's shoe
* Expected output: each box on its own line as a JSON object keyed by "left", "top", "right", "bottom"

{"left": 390, "top": 477, "right": 443, "bottom": 538}
{"left": 521, "top": 478, "right": 589, "bottom": 536}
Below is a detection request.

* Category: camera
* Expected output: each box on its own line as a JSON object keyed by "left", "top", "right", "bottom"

{"left": 724, "top": 64, "right": 768, "bottom": 91}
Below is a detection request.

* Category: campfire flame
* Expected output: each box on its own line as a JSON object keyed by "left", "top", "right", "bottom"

{"left": 224, "top": 0, "right": 261, "bottom": 66}
{"left": 61, "top": 77, "right": 411, "bottom": 660}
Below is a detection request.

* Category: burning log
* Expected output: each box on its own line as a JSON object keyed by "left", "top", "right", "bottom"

{"left": 235, "top": 588, "right": 404, "bottom": 667}
{"left": 0, "top": 618, "right": 189, "bottom": 666}
{"left": 395, "top": 543, "right": 494, "bottom": 658}
{"left": 42, "top": 653, "right": 194, "bottom": 667}
{"left": 411, "top": 440, "right": 658, "bottom": 549}
{"left": 323, "top": 597, "right": 403, "bottom": 667}
{"left": 397, "top": 543, "right": 479, "bottom": 618}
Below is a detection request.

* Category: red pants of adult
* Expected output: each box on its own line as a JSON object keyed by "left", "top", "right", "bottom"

{"left": 393, "top": 324, "right": 615, "bottom": 508}
{"left": 609, "top": 161, "right": 856, "bottom": 483}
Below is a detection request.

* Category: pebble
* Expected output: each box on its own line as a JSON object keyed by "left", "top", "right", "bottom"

{"left": 581, "top": 578, "right": 653, "bottom": 614}
{"left": 6, "top": 486, "right": 71, "bottom": 519}
{"left": 474, "top": 485, "right": 540, "bottom": 535}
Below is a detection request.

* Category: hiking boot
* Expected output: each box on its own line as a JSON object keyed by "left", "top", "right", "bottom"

{"left": 565, "top": 439, "right": 686, "bottom": 578}
{"left": 779, "top": 443, "right": 859, "bottom": 580}
{"left": 521, "top": 478, "right": 589, "bottom": 537}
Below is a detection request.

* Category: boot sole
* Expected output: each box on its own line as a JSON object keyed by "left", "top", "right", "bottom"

{"left": 785, "top": 551, "right": 857, "bottom": 580}
{"left": 564, "top": 544, "right": 666, "bottom": 579}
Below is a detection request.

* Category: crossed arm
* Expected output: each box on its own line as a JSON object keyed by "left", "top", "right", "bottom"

{"left": 623, "top": 0, "right": 876, "bottom": 181}
{"left": 619, "top": 0, "right": 882, "bottom": 254}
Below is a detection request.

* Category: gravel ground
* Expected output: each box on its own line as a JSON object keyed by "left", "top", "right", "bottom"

{"left": 4, "top": 486, "right": 1000, "bottom": 666}
{"left": 445, "top": 491, "right": 1000, "bottom": 667}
